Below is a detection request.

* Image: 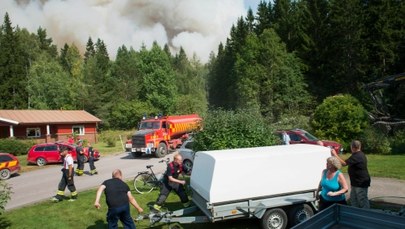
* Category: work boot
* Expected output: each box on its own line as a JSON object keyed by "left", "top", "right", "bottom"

{"left": 152, "top": 204, "right": 162, "bottom": 212}
{"left": 50, "top": 196, "right": 61, "bottom": 203}
{"left": 183, "top": 201, "right": 191, "bottom": 208}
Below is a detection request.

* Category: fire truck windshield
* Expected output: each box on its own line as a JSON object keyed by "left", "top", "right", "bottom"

{"left": 140, "top": 121, "right": 161, "bottom": 129}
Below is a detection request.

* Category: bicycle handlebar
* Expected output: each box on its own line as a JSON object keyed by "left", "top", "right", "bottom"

{"left": 158, "top": 158, "right": 170, "bottom": 164}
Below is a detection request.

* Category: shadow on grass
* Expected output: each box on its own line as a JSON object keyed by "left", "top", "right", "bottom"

{"left": 0, "top": 216, "right": 12, "bottom": 228}
{"left": 86, "top": 219, "right": 107, "bottom": 229}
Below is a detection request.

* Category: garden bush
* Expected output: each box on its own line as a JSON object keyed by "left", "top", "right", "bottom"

{"left": 390, "top": 130, "right": 405, "bottom": 154}
{"left": 360, "top": 126, "right": 391, "bottom": 154}
{"left": 0, "top": 139, "right": 34, "bottom": 156}
{"left": 193, "top": 109, "right": 279, "bottom": 151}
{"left": 311, "top": 94, "right": 369, "bottom": 145}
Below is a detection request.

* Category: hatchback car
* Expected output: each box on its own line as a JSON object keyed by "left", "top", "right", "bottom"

{"left": 178, "top": 140, "right": 195, "bottom": 173}
{"left": 27, "top": 142, "right": 100, "bottom": 166}
{"left": 276, "top": 129, "right": 343, "bottom": 153}
{"left": 0, "top": 152, "right": 21, "bottom": 180}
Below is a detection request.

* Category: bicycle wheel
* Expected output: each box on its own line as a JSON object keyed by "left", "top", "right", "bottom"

{"left": 133, "top": 173, "right": 156, "bottom": 194}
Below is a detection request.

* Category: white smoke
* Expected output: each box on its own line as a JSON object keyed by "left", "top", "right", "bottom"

{"left": 1, "top": 0, "right": 249, "bottom": 63}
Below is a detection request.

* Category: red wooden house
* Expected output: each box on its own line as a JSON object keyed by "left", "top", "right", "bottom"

{"left": 0, "top": 110, "right": 101, "bottom": 143}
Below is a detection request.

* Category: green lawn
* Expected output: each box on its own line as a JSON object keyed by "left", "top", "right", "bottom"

{"left": 4, "top": 153, "right": 405, "bottom": 228}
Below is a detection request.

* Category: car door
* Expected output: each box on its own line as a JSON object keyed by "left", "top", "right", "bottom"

{"left": 44, "top": 145, "right": 60, "bottom": 163}
{"left": 288, "top": 133, "right": 303, "bottom": 144}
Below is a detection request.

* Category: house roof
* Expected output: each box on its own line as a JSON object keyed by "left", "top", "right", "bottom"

{"left": 0, "top": 110, "right": 102, "bottom": 125}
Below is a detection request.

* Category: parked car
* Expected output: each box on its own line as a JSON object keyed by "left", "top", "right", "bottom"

{"left": 178, "top": 139, "right": 195, "bottom": 173}
{"left": 0, "top": 152, "right": 21, "bottom": 180}
{"left": 276, "top": 129, "right": 343, "bottom": 153}
{"left": 27, "top": 142, "right": 100, "bottom": 166}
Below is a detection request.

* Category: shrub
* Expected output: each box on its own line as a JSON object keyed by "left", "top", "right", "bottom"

{"left": 0, "top": 180, "right": 11, "bottom": 215}
{"left": 98, "top": 131, "right": 118, "bottom": 147}
{"left": 0, "top": 139, "right": 35, "bottom": 156}
{"left": 360, "top": 126, "right": 391, "bottom": 154}
{"left": 193, "top": 109, "right": 279, "bottom": 151}
{"left": 390, "top": 130, "right": 405, "bottom": 154}
{"left": 311, "top": 94, "right": 369, "bottom": 145}
{"left": 273, "top": 114, "right": 311, "bottom": 131}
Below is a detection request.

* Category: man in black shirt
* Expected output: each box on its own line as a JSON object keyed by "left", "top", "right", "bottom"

{"left": 153, "top": 153, "right": 190, "bottom": 211}
{"left": 332, "top": 140, "right": 371, "bottom": 208}
{"left": 94, "top": 169, "right": 143, "bottom": 228}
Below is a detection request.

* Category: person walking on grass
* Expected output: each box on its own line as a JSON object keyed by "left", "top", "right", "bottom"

{"left": 332, "top": 140, "right": 371, "bottom": 209}
{"left": 51, "top": 146, "right": 78, "bottom": 202}
{"left": 94, "top": 169, "right": 143, "bottom": 229}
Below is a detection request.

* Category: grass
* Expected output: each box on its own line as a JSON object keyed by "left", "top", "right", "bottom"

{"left": 336, "top": 153, "right": 405, "bottom": 180}
{"left": 0, "top": 180, "right": 257, "bottom": 229}
{"left": 6, "top": 149, "right": 405, "bottom": 228}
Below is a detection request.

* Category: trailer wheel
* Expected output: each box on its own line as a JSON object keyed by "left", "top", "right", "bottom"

{"left": 288, "top": 204, "right": 314, "bottom": 227}
{"left": 261, "top": 208, "right": 288, "bottom": 229}
{"left": 155, "top": 143, "right": 167, "bottom": 158}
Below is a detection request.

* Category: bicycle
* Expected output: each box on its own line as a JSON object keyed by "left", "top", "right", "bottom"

{"left": 133, "top": 158, "right": 169, "bottom": 194}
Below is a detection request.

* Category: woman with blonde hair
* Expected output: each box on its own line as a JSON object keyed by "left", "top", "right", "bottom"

{"left": 316, "top": 156, "right": 349, "bottom": 211}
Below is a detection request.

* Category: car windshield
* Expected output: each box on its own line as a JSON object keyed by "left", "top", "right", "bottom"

{"left": 303, "top": 131, "right": 319, "bottom": 141}
{"left": 139, "top": 121, "right": 160, "bottom": 129}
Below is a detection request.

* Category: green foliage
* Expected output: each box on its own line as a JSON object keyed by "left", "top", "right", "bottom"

{"left": 193, "top": 109, "right": 279, "bottom": 151}
{"left": 98, "top": 130, "right": 121, "bottom": 147}
{"left": 137, "top": 42, "right": 178, "bottom": 114}
{"left": 235, "top": 29, "right": 313, "bottom": 121}
{"left": 390, "top": 130, "right": 405, "bottom": 155}
{"left": 107, "top": 101, "right": 158, "bottom": 130}
{"left": 0, "top": 139, "right": 34, "bottom": 156}
{"left": 359, "top": 126, "right": 391, "bottom": 154}
{"left": 311, "top": 94, "right": 369, "bottom": 144}
{"left": 272, "top": 114, "right": 311, "bottom": 131}
{"left": 0, "top": 180, "right": 11, "bottom": 215}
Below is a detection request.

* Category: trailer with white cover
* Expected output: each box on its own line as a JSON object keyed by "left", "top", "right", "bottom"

{"left": 143, "top": 144, "right": 331, "bottom": 229}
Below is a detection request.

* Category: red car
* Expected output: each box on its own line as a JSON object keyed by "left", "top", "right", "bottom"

{"left": 277, "top": 129, "right": 343, "bottom": 153}
{"left": 0, "top": 152, "right": 21, "bottom": 180}
{"left": 27, "top": 142, "right": 100, "bottom": 166}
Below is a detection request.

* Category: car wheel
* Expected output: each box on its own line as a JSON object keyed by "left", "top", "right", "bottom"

{"left": 0, "top": 169, "right": 11, "bottom": 180}
{"left": 36, "top": 157, "right": 47, "bottom": 166}
{"left": 183, "top": 159, "right": 193, "bottom": 173}
{"left": 82, "top": 156, "right": 88, "bottom": 163}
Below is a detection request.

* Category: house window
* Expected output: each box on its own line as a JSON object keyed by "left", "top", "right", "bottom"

{"left": 72, "top": 125, "right": 85, "bottom": 135}
{"left": 27, "top": 128, "right": 41, "bottom": 138}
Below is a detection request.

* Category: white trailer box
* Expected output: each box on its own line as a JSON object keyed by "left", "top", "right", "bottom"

{"left": 191, "top": 144, "right": 330, "bottom": 204}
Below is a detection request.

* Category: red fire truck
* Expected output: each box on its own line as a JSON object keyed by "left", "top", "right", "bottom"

{"left": 126, "top": 114, "right": 201, "bottom": 158}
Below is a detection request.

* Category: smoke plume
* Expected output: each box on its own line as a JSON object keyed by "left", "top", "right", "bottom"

{"left": 1, "top": 0, "right": 248, "bottom": 63}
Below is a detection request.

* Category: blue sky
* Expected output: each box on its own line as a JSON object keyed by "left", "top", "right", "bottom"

{"left": 244, "top": 0, "right": 265, "bottom": 12}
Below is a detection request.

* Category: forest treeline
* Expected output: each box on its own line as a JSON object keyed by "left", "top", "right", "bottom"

{"left": 0, "top": 0, "right": 404, "bottom": 131}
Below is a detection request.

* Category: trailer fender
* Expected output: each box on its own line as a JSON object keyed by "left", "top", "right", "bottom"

{"left": 252, "top": 203, "right": 267, "bottom": 219}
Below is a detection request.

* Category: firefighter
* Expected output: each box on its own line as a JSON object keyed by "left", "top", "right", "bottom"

{"left": 87, "top": 142, "right": 98, "bottom": 175}
{"left": 153, "top": 152, "right": 190, "bottom": 211}
{"left": 51, "top": 146, "right": 78, "bottom": 202}
{"left": 75, "top": 140, "right": 85, "bottom": 176}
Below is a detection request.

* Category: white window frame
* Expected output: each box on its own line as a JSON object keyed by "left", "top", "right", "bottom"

{"left": 72, "top": 125, "right": 85, "bottom": 136}
{"left": 26, "top": 128, "right": 41, "bottom": 138}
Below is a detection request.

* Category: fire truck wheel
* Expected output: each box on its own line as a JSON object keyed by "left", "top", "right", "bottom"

{"left": 156, "top": 143, "right": 167, "bottom": 158}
